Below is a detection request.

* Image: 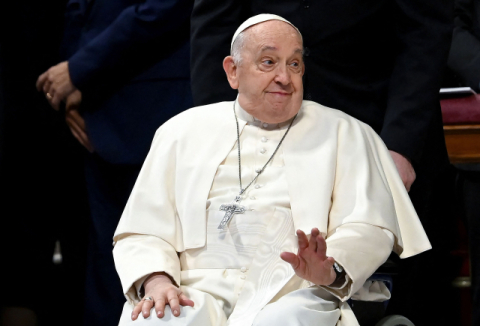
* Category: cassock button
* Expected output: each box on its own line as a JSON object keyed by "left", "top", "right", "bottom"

{"left": 262, "top": 123, "right": 268, "bottom": 128}
{"left": 250, "top": 196, "right": 256, "bottom": 200}
{"left": 241, "top": 267, "right": 247, "bottom": 272}
{"left": 260, "top": 148, "right": 266, "bottom": 154}
{"left": 240, "top": 275, "right": 246, "bottom": 280}
{"left": 255, "top": 184, "right": 261, "bottom": 189}
{"left": 261, "top": 137, "right": 268, "bottom": 142}
{"left": 255, "top": 168, "right": 261, "bottom": 173}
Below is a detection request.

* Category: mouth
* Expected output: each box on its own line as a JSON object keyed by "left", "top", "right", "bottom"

{"left": 266, "top": 91, "right": 292, "bottom": 96}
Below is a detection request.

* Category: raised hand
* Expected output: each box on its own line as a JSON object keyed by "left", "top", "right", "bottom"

{"left": 280, "top": 228, "right": 336, "bottom": 286}
{"left": 132, "top": 272, "right": 194, "bottom": 320}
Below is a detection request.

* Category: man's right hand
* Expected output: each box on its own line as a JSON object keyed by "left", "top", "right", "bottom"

{"left": 132, "top": 272, "right": 194, "bottom": 320}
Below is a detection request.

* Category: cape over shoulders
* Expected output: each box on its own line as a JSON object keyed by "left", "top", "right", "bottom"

{"left": 154, "top": 100, "right": 380, "bottom": 148}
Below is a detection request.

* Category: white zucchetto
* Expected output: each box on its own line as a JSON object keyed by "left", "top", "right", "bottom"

{"left": 230, "top": 14, "right": 301, "bottom": 52}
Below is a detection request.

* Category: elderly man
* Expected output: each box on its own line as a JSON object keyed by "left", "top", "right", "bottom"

{"left": 113, "top": 14, "right": 429, "bottom": 326}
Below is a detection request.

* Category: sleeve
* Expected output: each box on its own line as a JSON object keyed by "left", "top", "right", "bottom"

{"left": 190, "top": 0, "right": 244, "bottom": 105}
{"left": 324, "top": 225, "right": 394, "bottom": 301}
{"left": 447, "top": 0, "right": 480, "bottom": 92}
{"left": 68, "top": 0, "right": 193, "bottom": 90}
{"left": 113, "top": 124, "right": 185, "bottom": 302}
{"left": 321, "top": 119, "right": 429, "bottom": 300}
{"left": 113, "top": 234, "right": 181, "bottom": 303}
{"left": 380, "top": 0, "right": 453, "bottom": 162}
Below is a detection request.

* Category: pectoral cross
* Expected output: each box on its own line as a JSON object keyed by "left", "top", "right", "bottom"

{"left": 218, "top": 195, "right": 246, "bottom": 229}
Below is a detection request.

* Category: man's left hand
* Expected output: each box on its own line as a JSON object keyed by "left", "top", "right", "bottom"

{"left": 389, "top": 150, "right": 416, "bottom": 192}
{"left": 36, "top": 61, "right": 77, "bottom": 110}
{"left": 280, "top": 228, "right": 336, "bottom": 286}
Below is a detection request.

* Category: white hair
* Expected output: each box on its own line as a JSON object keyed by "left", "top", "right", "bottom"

{"left": 231, "top": 30, "right": 246, "bottom": 66}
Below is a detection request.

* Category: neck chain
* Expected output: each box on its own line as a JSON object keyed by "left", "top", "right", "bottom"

{"left": 217, "top": 101, "right": 296, "bottom": 229}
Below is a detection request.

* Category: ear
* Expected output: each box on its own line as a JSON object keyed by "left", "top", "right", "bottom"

{"left": 223, "top": 56, "right": 239, "bottom": 90}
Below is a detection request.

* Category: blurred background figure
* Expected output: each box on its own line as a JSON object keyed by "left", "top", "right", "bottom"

{"left": 0, "top": 1, "right": 89, "bottom": 326}
{"left": 443, "top": 0, "right": 480, "bottom": 324}
{"left": 35, "top": 0, "right": 194, "bottom": 325}
{"left": 446, "top": 0, "right": 480, "bottom": 92}
{"left": 190, "top": 1, "right": 454, "bottom": 325}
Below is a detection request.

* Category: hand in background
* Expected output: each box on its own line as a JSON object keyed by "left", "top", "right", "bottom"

{"left": 36, "top": 61, "right": 77, "bottom": 110}
{"left": 132, "top": 272, "right": 194, "bottom": 320}
{"left": 389, "top": 150, "right": 416, "bottom": 192}
{"left": 65, "top": 90, "right": 94, "bottom": 152}
{"left": 281, "top": 228, "right": 336, "bottom": 286}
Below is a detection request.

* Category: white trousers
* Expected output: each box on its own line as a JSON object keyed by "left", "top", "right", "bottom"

{"left": 118, "top": 286, "right": 341, "bottom": 326}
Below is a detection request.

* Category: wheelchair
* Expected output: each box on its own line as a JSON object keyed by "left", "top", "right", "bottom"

{"left": 349, "top": 259, "right": 415, "bottom": 326}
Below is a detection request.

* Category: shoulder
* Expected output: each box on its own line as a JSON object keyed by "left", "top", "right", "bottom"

{"left": 300, "top": 100, "right": 378, "bottom": 138}
{"left": 153, "top": 101, "right": 234, "bottom": 140}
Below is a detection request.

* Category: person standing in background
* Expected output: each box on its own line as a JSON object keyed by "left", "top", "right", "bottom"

{"left": 36, "top": 0, "right": 194, "bottom": 325}
{"left": 445, "top": 0, "right": 480, "bottom": 324}
{"left": 1, "top": 1, "right": 89, "bottom": 325}
{"left": 447, "top": 0, "right": 480, "bottom": 92}
{"left": 190, "top": 1, "right": 454, "bottom": 325}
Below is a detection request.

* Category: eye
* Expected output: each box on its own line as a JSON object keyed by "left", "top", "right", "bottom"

{"left": 262, "top": 59, "right": 274, "bottom": 66}
{"left": 290, "top": 61, "right": 299, "bottom": 67}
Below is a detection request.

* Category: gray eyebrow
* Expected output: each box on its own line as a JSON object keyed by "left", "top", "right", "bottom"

{"left": 261, "top": 46, "right": 278, "bottom": 52}
{"left": 260, "top": 46, "right": 304, "bottom": 55}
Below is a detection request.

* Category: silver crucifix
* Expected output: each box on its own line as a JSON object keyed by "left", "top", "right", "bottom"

{"left": 218, "top": 195, "right": 246, "bottom": 229}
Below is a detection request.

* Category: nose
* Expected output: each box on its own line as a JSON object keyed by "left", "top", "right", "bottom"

{"left": 273, "top": 64, "right": 292, "bottom": 85}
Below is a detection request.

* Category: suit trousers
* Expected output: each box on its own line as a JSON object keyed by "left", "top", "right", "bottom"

{"left": 83, "top": 153, "right": 141, "bottom": 326}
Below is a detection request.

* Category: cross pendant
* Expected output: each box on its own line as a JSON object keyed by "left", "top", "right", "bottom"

{"left": 218, "top": 195, "right": 246, "bottom": 229}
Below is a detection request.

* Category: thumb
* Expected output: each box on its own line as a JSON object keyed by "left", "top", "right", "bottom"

{"left": 280, "top": 252, "right": 300, "bottom": 269}
{"left": 179, "top": 293, "right": 194, "bottom": 307}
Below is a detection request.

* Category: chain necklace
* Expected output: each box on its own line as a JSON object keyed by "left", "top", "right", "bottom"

{"left": 218, "top": 101, "right": 296, "bottom": 229}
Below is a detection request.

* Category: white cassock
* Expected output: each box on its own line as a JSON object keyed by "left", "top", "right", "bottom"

{"left": 113, "top": 100, "right": 431, "bottom": 326}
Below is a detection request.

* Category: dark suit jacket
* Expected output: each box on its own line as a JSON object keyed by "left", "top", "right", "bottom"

{"left": 190, "top": 0, "right": 453, "bottom": 177}
{"left": 447, "top": 0, "right": 480, "bottom": 92}
{"left": 65, "top": 0, "right": 194, "bottom": 165}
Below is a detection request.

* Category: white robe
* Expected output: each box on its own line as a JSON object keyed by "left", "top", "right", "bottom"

{"left": 113, "top": 100, "right": 431, "bottom": 325}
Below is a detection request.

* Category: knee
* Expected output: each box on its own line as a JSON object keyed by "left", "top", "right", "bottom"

{"left": 252, "top": 301, "right": 300, "bottom": 326}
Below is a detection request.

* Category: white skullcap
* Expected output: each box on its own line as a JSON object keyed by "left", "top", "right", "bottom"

{"left": 230, "top": 14, "right": 301, "bottom": 52}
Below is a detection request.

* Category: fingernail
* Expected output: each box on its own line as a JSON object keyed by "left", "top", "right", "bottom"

{"left": 174, "top": 310, "right": 178, "bottom": 315}
{"left": 158, "top": 311, "right": 163, "bottom": 317}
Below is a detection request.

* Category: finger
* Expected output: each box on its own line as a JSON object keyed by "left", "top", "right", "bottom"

{"left": 36, "top": 72, "right": 48, "bottom": 91}
{"left": 51, "top": 93, "right": 62, "bottom": 111}
{"left": 167, "top": 290, "right": 181, "bottom": 317}
{"left": 66, "top": 116, "right": 86, "bottom": 143}
{"left": 66, "top": 117, "right": 93, "bottom": 151}
{"left": 142, "top": 298, "right": 154, "bottom": 318}
{"left": 325, "top": 256, "right": 335, "bottom": 270}
{"left": 296, "top": 229, "right": 308, "bottom": 250}
{"left": 132, "top": 301, "right": 144, "bottom": 320}
{"left": 280, "top": 251, "right": 300, "bottom": 270}
{"left": 315, "top": 234, "right": 328, "bottom": 260}
{"left": 179, "top": 293, "right": 194, "bottom": 307}
{"left": 67, "top": 123, "right": 84, "bottom": 147}
{"left": 66, "top": 115, "right": 88, "bottom": 146}
{"left": 308, "top": 228, "right": 319, "bottom": 252}
{"left": 154, "top": 297, "right": 167, "bottom": 318}
{"left": 69, "top": 110, "right": 86, "bottom": 130}
{"left": 43, "top": 79, "right": 52, "bottom": 94}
